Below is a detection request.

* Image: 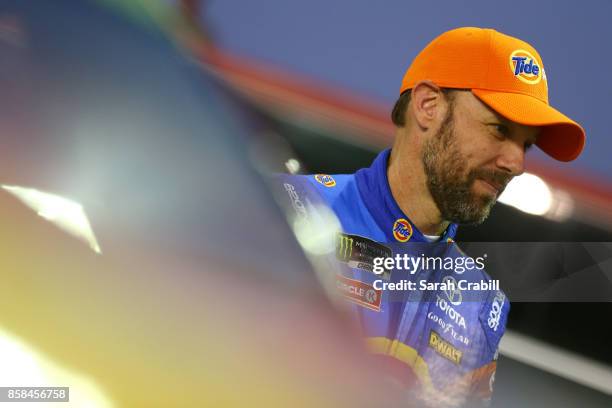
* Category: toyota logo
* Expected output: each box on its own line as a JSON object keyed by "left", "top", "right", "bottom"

{"left": 443, "top": 276, "right": 462, "bottom": 306}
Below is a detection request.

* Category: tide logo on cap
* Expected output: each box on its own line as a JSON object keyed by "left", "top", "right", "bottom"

{"left": 314, "top": 174, "right": 336, "bottom": 187}
{"left": 509, "top": 49, "right": 542, "bottom": 85}
{"left": 392, "top": 218, "right": 413, "bottom": 242}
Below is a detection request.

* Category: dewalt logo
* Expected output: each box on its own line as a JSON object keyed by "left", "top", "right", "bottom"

{"left": 428, "top": 330, "right": 463, "bottom": 365}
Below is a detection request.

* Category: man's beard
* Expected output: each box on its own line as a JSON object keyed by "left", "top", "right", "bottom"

{"left": 421, "top": 107, "right": 511, "bottom": 225}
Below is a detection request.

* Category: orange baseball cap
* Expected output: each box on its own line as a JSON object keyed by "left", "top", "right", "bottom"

{"left": 400, "top": 27, "right": 585, "bottom": 162}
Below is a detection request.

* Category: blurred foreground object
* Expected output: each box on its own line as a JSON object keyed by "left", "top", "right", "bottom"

{"left": 0, "top": 1, "right": 401, "bottom": 406}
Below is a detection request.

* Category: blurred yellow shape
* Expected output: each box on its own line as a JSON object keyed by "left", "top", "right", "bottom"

{"left": 0, "top": 326, "right": 113, "bottom": 407}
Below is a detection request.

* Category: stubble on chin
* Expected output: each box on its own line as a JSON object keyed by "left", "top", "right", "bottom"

{"left": 421, "top": 115, "right": 497, "bottom": 225}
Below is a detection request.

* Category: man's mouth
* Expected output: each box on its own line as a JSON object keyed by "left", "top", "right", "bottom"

{"left": 476, "top": 178, "right": 504, "bottom": 197}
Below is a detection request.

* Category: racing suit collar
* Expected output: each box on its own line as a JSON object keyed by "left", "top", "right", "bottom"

{"left": 354, "top": 148, "right": 458, "bottom": 243}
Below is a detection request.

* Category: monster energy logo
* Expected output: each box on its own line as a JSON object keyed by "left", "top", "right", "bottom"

{"left": 337, "top": 234, "right": 354, "bottom": 261}
{"left": 335, "top": 234, "right": 393, "bottom": 279}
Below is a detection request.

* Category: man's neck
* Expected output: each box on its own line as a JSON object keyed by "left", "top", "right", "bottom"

{"left": 387, "top": 140, "right": 450, "bottom": 236}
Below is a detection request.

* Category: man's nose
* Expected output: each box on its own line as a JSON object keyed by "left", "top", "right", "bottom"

{"left": 496, "top": 140, "right": 525, "bottom": 176}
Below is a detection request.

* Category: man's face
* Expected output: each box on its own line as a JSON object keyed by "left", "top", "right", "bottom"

{"left": 422, "top": 91, "right": 539, "bottom": 225}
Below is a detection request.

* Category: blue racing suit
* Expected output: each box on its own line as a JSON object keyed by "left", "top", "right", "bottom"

{"left": 279, "top": 149, "right": 510, "bottom": 407}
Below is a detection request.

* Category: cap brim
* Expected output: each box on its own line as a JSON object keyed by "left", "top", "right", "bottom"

{"left": 472, "top": 89, "right": 585, "bottom": 162}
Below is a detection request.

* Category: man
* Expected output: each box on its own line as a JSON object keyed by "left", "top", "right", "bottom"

{"left": 279, "top": 27, "right": 585, "bottom": 407}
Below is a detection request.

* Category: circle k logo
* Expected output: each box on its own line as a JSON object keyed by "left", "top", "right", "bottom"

{"left": 365, "top": 289, "right": 378, "bottom": 304}
{"left": 314, "top": 174, "right": 336, "bottom": 187}
{"left": 392, "top": 218, "right": 413, "bottom": 242}
{"left": 509, "top": 49, "right": 542, "bottom": 85}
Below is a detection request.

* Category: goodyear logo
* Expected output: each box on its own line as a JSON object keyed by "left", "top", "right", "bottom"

{"left": 429, "top": 330, "right": 463, "bottom": 365}
{"left": 314, "top": 174, "right": 336, "bottom": 187}
{"left": 392, "top": 218, "right": 413, "bottom": 242}
{"left": 509, "top": 49, "right": 543, "bottom": 85}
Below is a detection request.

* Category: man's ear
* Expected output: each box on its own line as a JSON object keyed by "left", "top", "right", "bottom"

{"left": 409, "top": 81, "right": 445, "bottom": 131}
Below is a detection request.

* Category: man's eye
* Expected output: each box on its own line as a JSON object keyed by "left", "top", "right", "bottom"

{"left": 489, "top": 124, "right": 509, "bottom": 138}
